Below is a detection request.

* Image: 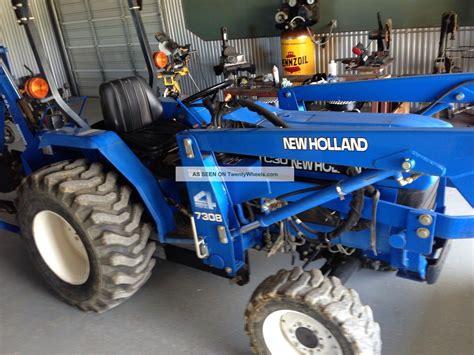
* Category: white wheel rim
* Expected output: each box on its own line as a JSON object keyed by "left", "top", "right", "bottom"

{"left": 33, "top": 210, "right": 90, "bottom": 285}
{"left": 262, "top": 310, "right": 343, "bottom": 355}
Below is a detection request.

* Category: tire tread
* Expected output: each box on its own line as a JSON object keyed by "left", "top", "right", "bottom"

{"left": 17, "top": 159, "right": 156, "bottom": 313}
{"left": 245, "top": 266, "right": 381, "bottom": 354}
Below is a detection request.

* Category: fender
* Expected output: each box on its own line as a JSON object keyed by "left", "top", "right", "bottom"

{"left": 37, "top": 127, "right": 175, "bottom": 240}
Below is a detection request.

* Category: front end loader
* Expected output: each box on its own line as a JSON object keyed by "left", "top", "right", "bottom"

{"left": 1, "top": 1, "right": 473, "bottom": 354}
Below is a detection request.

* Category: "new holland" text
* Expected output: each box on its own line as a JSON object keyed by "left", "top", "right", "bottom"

{"left": 283, "top": 137, "right": 368, "bottom": 152}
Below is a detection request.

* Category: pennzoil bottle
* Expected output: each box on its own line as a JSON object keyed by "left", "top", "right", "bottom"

{"left": 281, "top": 29, "right": 317, "bottom": 76}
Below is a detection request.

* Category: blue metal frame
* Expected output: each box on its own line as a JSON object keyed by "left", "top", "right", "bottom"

{"left": 278, "top": 73, "right": 474, "bottom": 115}
{"left": 169, "top": 73, "right": 474, "bottom": 278}
{"left": 176, "top": 122, "right": 473, "bottom": 277}
{"left": 0, "top": 220, "right": 19, "bottom": 234}
{"left": 184, "top": 127, "right": 474, "bottom": 203}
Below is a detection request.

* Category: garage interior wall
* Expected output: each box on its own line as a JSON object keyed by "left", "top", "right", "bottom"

{"left": 54, "top": 0, "right": 165, "bottom": 97}
{"left": 162, "top": 0, "right": 474, "bottom": 95}
{"left": 1, "top": 0, "right": 473, "bottom": 98}
{"left": 0, "top": 0, "right": 68, "bottom": 90}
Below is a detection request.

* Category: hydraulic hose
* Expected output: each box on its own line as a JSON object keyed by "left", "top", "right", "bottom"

{"left": 238, "top": 99, "right": 289, "bottom": 128}
{"left": 290, "top": 168, "right": 366, "bottom": 242}
{"left": 322, "top": 188, "right": 364, "bottom": 240}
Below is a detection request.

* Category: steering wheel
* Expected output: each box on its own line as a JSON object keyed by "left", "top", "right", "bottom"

{"left": 182, "top": 80, "right": 233, "bottom": 104}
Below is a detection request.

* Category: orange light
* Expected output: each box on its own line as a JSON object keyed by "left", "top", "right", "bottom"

{"left": 25, "top": 77, "right": 49, "bottom": 99}
{"left": 224, "top": 93, "right": 232, "bottom": 102}
{"left": 153, "top": 51, "right": 168, "bottom": 69}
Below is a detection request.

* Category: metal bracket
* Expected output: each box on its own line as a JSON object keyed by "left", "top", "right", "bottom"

{"left": 374, "top": 149, "right": 446, "bottom": 176}
{"left": 335, "top": 183, "right": 345, "bottom": 200}
{"left": 190, "top": 216, "right": 209, "bottom": 259}
{"left": 183, "top": 138, "right": 194, "bottom": 158}
{"left": 406, "top": 210, "right": 437, "bottom": 255}
{"left": 217, "top": 225, "right": 228, "bottom": 244}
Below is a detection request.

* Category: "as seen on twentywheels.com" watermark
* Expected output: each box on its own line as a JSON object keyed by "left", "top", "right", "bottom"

{"left": 175, "top": 166, "right": 295, "bottom": 182}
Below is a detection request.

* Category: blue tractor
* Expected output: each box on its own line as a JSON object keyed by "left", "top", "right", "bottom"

{"left": 1, "top": 1, "right": 473, "bottom": 354}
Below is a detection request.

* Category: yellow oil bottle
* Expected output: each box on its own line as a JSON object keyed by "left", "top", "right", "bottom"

{"left": 281, "top": 29, "right": 316, "bottom": 76}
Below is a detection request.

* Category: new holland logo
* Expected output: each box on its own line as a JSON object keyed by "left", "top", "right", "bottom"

{"left": 283, "top": 137, "right": 369, "bottom": 152}
{"left": 282, "top": 51, "right": 308, "bottom": 74}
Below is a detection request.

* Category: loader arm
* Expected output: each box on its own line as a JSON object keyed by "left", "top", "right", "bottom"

{"left": 279, "top": 73, "right": 474, "bottom": 115}
{"left": 176, "top": 121, "right": 473, "bottom": 277}
{"left": 181, "top": 127, "right": 474, "bottom": 205}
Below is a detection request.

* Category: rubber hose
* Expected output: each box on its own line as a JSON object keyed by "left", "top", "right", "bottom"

{"left": 323, "top": 188, "right": 364, "bottom": 240}
{"left": 238, "top": 99, "right": 289, "bottom": 128}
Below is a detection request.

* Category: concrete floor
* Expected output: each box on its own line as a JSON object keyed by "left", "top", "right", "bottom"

{"left": 0, "top": 188, "right": 472, "bottom": 354}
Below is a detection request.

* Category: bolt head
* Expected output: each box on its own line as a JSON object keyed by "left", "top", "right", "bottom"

{"left": 401, "top": 158, "right": 415, "bottom": 171}
{"left": 418, "top": 214, "right": 433, "bottom": 226}
{"left": 455, "top": 92, "right": 465, "bottom": 101}
{"left": 284, "top": 91, "right": 292, "bottom": 98}
{"left": 416, "top": 227, "right": 430, "bottom": 239}
{"left": 401, "top": 161, "right": 412, "bottom": 170}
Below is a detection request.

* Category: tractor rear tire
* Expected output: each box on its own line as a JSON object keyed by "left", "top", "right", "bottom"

{"left": 245, "top": 267, "right": 381, "bottom": 355}
{"left": 16, "top": 159, "right": 156, "bottom": 313}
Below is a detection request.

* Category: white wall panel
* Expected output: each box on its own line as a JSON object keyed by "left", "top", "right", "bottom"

{"left": 55, "top": 0, "right": 164, "bottom": 96}
{"left": 0, "top": 0, "right": 68, "bottom": 89}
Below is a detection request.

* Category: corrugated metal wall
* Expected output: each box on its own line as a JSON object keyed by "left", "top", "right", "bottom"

{"left": 162, "top": 0, "right": 474, "bottom": 95}
{"left": 315, "top": 27, "right": 474, "bottom": 76}
{"left": 0, "top": 0, "right": 68, "bottom": 89}
{"left": 161, "top": 0, "right": 281, "bottom": 95}
{"left": 1, "top": 0, "right": 473, "bottom": 98}
{"left": 54, "top": 0, "right": 165, "bottom": 96}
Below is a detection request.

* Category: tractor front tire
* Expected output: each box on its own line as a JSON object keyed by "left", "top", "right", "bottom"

{"left": 245, "top": 267, "right": 381, "bottom": 355}
{"left": 16, "top": 159, "right": 156, "bottom": 313}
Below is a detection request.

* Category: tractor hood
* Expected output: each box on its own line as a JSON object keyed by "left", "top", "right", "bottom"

{"left": 226, "top": 101, "right": 453, "bottom": 129}
{"left": 278, "top": 110, "right": 453, "bottom": 129}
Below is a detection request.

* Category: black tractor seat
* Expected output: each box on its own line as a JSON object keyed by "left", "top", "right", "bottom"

{"left": 121, "top": 120, "right": 186, "bottom": 156}
{"left": 99, "top": 76, "right": 186, "bottom": 157}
